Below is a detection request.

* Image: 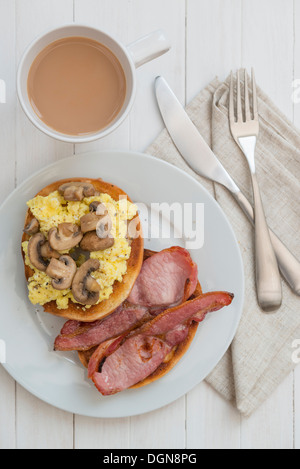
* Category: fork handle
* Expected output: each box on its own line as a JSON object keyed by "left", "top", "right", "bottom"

{"left": 232, "top": 190, "right": 300, "bottom": 297}
{"left": 232, "top": 184, "right": 284, "bottom": 310}
{"left": 251, "top": 173, "right": 282, "bottom": 311}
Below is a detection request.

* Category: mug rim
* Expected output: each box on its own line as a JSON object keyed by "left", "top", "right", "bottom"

{"left": 17, "top": 23, "right": 137, "bottom": 144}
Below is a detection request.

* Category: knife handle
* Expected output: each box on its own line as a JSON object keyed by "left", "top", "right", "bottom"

{"left": 232, "top": 190, "right": 300, "bottom": 296}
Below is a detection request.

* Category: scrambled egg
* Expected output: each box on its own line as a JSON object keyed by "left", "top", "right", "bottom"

{"left": 22, "top": 191, "right": 137, "bottom": 309}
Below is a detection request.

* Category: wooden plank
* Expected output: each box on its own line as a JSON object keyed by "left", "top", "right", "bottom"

{"left": 240, "top": 374, "right": 293, "bottom": 449}
{"left": 73, "top": 0, "right": 132, "bottom": 448}
{"left": 127, "top": 0, "right": 186, "bottom": 449}
{"left": 240, "top": 0, "right": 294, "bottom": 448}
{"left": 16, "top": 388, "right": 73, "bottom": 449}
{"left": 241, "top": 0, "right": 294, "bottom": 117}
{"left": 186, "top": 382, "right": 241, "bottom": 449}
{"left": 74, "top": 0, "right": 131, "bottom": 155}
{"left": 0, "top": 367, "right": 16, "bottom": 449}
{"left": 15, "top": 0, "right": 74, "bottom": 185}
{"left": 130, "top": 399, "right": 185, "bottom": 449}
{"left": 185, "top": 0, "right": 242, "bottom": 450}
{"left": 14, "top": 0, "right": 74, "bottom": 449}
{"left": 128, "top": 0, "right": 186, "bottom": 151}
{"left": 0, "top": 0, "right": 16, "bottom": 199}
{"left": 186, "top": 0, "right": 242, "bottom": 103}
{"left": 74, "top": 417, "right": 130, "bottom": 449}
{"left": 294, "top": 363, "right": 300, "bottom": 449}
{"left": 0, "top": 0, "right": 17, "bottom": 449}
{"left": 73, "top": 0, "right": 186, "bottom": 449}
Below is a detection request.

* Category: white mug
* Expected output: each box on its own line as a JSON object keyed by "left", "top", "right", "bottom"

{"left": 17, "top": 24, "right": 171, "bottom": 143}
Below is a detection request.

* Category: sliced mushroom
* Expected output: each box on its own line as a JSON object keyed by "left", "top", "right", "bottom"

{"left": 80, "top": 212, "right": 100, "bottom": 233}
{"left": 23, "top": 218, "right": 40, "bottom": 235}
{"left": 48, "top": 223, "right": 83, "bottom": 251}
{"left": 85, "top": 276, "right": 101, "bottom": 293}
{"left": 80, "top": 231, "right": 114, "bottom": 251}
{"left": 27, "top": 233, "right": 48, "bottom": 271}
{"left": 58, "top": 182, "right": 97, "bottom": 201}
{"left": 45, "top": 255, "right": 77, "bottom": 290}
{"left": 94, "top": 202, "right": 107, "bottom": 216}
{"left": 71, "top": 258, "right": 101, "bottom": 305}
{"left": 40, "top": 241, "right": 60, "bottom": 259}
{"left": 89, "top": 201, "right": 101, "bottom": 213}
{"left": 80, "top": 203, "right": 108, "bottom": 233}
{"left": 96, "top": 215, "right": 113, "bottom": 239}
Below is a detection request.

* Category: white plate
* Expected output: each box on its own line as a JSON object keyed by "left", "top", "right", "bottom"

{"left": 0, "top": 151, "right": 244, "bottom": 418}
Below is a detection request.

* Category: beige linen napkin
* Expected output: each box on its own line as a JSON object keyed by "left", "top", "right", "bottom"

{"left": 146, "top": 74, "right": 300, "bottom": 416}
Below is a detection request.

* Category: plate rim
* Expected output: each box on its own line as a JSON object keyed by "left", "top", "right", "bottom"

{"left": 0, "top": 150, "right": 245, "bottom": 418}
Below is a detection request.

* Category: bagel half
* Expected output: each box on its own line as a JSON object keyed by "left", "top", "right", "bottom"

{"left": 22, "top": 178, "right": 144, "bottom": 322}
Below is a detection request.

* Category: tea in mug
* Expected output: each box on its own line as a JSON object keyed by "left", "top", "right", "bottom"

{"left": 27, "top": 37, "right": 126, "bottom": 135}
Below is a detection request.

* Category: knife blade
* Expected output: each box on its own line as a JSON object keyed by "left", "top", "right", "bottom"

{"left": 155, "top": 76, "right": 300, "bottom": 295}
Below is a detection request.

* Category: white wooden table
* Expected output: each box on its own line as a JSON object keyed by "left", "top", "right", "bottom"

{"left": 0, "top": 0, "right": 299, "bottom": 449}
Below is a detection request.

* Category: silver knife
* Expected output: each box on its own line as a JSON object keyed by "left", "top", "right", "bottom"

{"left": 155, "top": 76, "right": 300, "bottom": 296}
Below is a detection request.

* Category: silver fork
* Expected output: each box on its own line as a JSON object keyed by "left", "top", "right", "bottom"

{"left": 229, "top": 69, "right": 282, "bottom": 312}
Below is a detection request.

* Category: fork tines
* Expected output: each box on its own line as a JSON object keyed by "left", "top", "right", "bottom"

{"left": 229, "top": 68, "right": 258, "bottom": 124}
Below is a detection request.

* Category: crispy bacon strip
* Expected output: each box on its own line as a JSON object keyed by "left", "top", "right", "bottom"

{"left": 54, "top": 304, "right": 148, "bottom": 351}
{"left": 88, "top": 291, "right": 234, "bottom": 395}
{"left": 141, "top": 291, "right": 234, "bottom": 336}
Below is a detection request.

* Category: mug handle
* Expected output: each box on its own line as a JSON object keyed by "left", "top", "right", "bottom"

{"left": 127, "top": 30, "right": 171, "bottom": 69}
